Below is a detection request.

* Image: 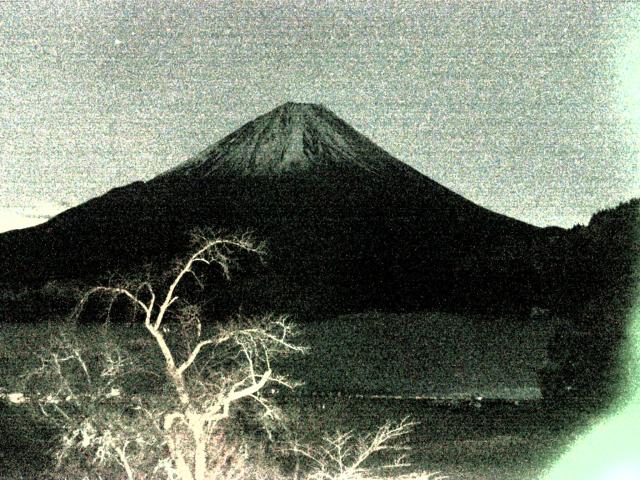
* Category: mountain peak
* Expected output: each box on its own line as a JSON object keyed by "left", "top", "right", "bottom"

{"left": 276, "top": 101, "right": 324, "bottom": 110}
{"left": 260, "top": 101, "right": 330, "bottom": 118}
{"left": 159, "top": 103, "right": 415, "bottom": 179}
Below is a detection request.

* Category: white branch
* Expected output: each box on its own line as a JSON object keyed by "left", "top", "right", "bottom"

{"left": 176, "top": 339, "right": 215, "bottom": 376}
{"left": 228, "top": 369, "right": 272, "bottom": 403}
{"left": 154, "top": 237, "right": 260, "bottom": 330}
{"left": 86, "top": 286, "right": 151, "bottom": 316}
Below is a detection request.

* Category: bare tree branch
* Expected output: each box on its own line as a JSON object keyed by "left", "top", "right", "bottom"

{"left": 176, "top": 339, "right": 215, "bottom": 376}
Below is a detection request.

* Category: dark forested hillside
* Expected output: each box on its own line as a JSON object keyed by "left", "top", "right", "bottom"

{"left": 538, "top": 198, "right": 639, "bottom": 406}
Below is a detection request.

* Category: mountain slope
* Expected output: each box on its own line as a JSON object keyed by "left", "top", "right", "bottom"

{"left": 160, "top": 102, "right": 419, "bottom": 178}
{"left": 0, "top": 103, "right": 543, "bottom": 318}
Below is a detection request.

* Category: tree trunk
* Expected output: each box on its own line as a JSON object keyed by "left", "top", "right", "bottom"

{"left": 167, "top": 432, "right": 195, "bottom": 480}
{"left": 193, "top": 434, "right": 207, "bottom": 480}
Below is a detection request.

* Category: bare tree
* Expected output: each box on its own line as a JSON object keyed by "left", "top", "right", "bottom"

{"left": 22, "top": 231, "right": 305, "bottom": 480}
{"left": 289, "top": 417, "right": 427, "bottom": 480}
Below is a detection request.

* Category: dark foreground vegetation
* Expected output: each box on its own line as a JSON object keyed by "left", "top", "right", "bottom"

{"left": 0, "top": 388, "right": 603, "bottom": 479}
{"left": 0, "top": 311, "right": 613, "bottom": 479}
{"left": 0, "top": 197, "right": 637, "bottom": 478}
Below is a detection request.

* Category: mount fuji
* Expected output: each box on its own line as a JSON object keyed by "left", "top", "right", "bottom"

{"left": 0, "top": 103, "right": 543, "bottom": 316}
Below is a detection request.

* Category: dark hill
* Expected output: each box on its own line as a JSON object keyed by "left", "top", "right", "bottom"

{"left": 0, "top": 103, "right": 545, "bottom": 317}
{"left": 538, "top": 198, "right": 639, "bottom": 407}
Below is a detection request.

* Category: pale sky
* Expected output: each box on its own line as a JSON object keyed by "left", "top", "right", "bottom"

{"left": 1, "top": 0, "right": 639, "bottom": 232}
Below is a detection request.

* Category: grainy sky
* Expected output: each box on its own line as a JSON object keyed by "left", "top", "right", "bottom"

{"left": 1, "top": 0, "right": 639, "bottom": 232}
